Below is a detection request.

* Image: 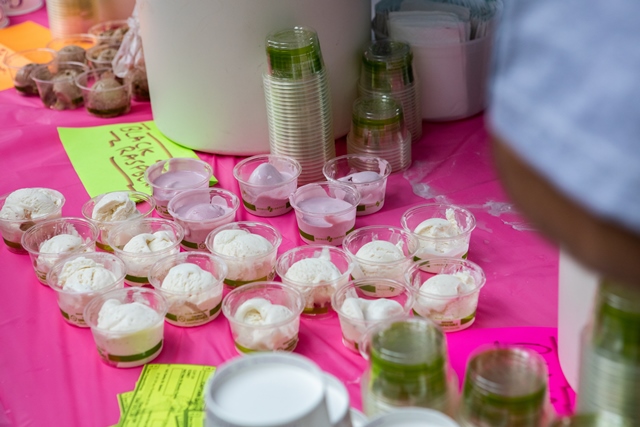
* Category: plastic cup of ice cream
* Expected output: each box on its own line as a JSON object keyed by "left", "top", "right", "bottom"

{"left": 168, "top": 188, "right": 239, "bottom": 251}
{"left": 0, "top": 188, "right": 64, "bottom": 254}
{"left": 87, "top": 20, "right": 129, "bottom": 46}
{"left": 343, "top": 226, "right": 420, "bottom": 283}
{"left": 84, "top": 287, "right": 167, "bottom": 368}
{"left": 400, "top": 203, "right": 476, "bottom": 262}
{"left": 222, "top": 281, "right": 304, "bottom": 354}
{"left": 144, "top": 157, "right": 213, "bottom": 219}
{"left": 323, "top": 155, "right": 392, "bottom": 216}
{"left": 21, "top": 217, "right": 98, "bottom": 285}
{"left": 3, "top": 48, "right": 57, "bottom": 96}
{"left": 75, "top": 68, "right": 132, "bottom": 118}
{"left": 81, "top": 191, "right": 155, "bottom": 252}
{"left": 233, "top": 154, "right": 301, "bottom": 217}
{"left": 31, "top": 61, "right": 89, "bottom": 110}
{"left": 108, "top": 218, "right": 184, "bottom": 286}
{"left": 149, "top": 251, "right": 228, "bottom": 327}
{"left": 47, "top": 252, "right": 126, "bottom": 327}
{"left": 205, "top": 221, "right": 282, "bottom": 288}
{"left": 204, "top": 353, "right": 332, "bottom": 427}
{"left": 405, "top": 258, "right": 486, "bottom": 332}
{"left": 289, "top": 182, "right": 360, "bottom": 246}
{"left": 331, "top": 278, "right": 414, "bottom": 353}
{"left": 276, "top": 245, "right": 355, "bottom": 316}
{"left": 85, "top": 43, "right": 119, "bottom": 69}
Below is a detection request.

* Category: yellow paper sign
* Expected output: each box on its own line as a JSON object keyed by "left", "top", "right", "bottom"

{"left": 0, "top": 21, "right": 52, "bottom": 91}
{"left": 58, "top": 121, "right": 218, "bottom": 197}
{"left": 117, "top": 364, "right": 215, "bottom": 427}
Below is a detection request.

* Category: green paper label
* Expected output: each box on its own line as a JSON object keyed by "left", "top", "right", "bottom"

{"left": 224, "top": 276, "right": 269, "bottom": 288}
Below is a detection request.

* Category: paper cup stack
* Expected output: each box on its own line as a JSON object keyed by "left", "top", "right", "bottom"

{"left": 263, "top": 26, "right": 336, "bottom": 186}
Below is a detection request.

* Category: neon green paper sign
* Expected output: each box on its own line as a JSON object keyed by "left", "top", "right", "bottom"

{"left": 58, "top": 121, "right": 217, "bottom": 197}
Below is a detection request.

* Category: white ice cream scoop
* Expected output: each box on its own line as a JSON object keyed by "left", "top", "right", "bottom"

{"left": 123, "top": 231, "right": 175, "bottom": 253}
{"left": 161, "top": 263, "right": 216, "bottom": 293}
{"left": 248, "top": 163, "right": 285, "bottom": 185}
{"left": 60, "top": 256, "right": 116, "bottom": 292}
{"left": 91, "top": 192, "right": 139, "bottom": 222}
{"left": 39, "top": 233, "right": 84, "bottom": 254}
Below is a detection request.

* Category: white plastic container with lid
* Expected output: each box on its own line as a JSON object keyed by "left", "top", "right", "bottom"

{"left": 204, "top": 353, "right": 331, "bottom": 427}
{"left": 137, "top": 0, "right": 372, "bottom": 155}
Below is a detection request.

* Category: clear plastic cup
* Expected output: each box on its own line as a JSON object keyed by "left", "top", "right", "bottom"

{"left": 46, "top": 33, "right": 98, "bottom": 54}
{"left": 148, "top": 251, "right": 227, "bottom": 327}
{"left": 85, "top": 43, "right": 119, "bottom": 69}
{"left": 276, "top": 245, "right": 354, "bottom": 316}
{"left": 222, "top": 281, "right": 304, "bottom": 353}
{"left": 205, "top": 221, "right": 282, "bottom": 288}
{"left": 343, "top": 226, "right": 419, "bottom": 283}
{"left": 81, "top": 190, "right": 155, "bottom": 252}
{"left": 349, "top": 95, "right": 408, "bottom": 147}
{"left": 323, "top": 155, "right": 392, "bottom": 216}
{"left": 108, "top": 218, "right": 184, "bottom": 286}
{"left": 266, "top": 26, "right": 325, "bottom": 79}
{"left": 31, "top": 61, "right": 88, "bottom": 110}
{"left": 168, "top": 188, "right": 239, "bottom": 251}
{"left": 360, "top": 318, "right": 458, "bottom": 418}
{"left": 360, "top": 40, "right": 416, "bottom": 92}
{"left": 3, "top": 48, "right": 57, "bottom": 96}
{"left": 84, "top": 287, "right": 167, "bottom": 368}
{"left": 458, "top": 346, "right": 551, "bottom": 427}
{"left": 88, "top": 20, "right": 129, "bottom": 46}
{"left": 289, "top": 182, "right": 360, "bottom": 246}
{"left": 331, "top": 278, "right": 414, "bottom": 353}
{"left": 144, "top": 157, "right": 213, "bottom": 218}
{"left": 406, "top": 258, "right": 486, "bottom": 333}
{"left": 233, "top": 154, "right": 301, "bottom": 217}
{"left": 46, "top": 252, "right": 126, "bottom": 327}
{"left": 75, "top": 68, "right": 132, "bottom": 118}
{"left": 0, "top": 188, "right": 64, "bottom": 254}
{"left": 21, "top": 217, "right": 98, "bottom": 285}
{"left": 401, "top": 203, "right": 476, "bottom": 261}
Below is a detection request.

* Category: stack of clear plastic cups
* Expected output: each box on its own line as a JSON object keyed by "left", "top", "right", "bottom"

{"left": 346, "top": 95, "right": 412, "bottom": 173}
{"left": 263, "top": 26, "right": 336, "bottom": 186}
{"left": 360, "top": 317, "right": 458, "bottom": 418}
{"left": 458, "top": 346, "right": 551, "bottom": 427}
{"left": 358, "top": 40, "right": 422, "bottom": 143}
{"left": 577, "top": 280, "right": 640, "bottom": 425}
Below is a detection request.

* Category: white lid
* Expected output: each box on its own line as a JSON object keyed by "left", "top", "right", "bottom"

{"left": 323, "top": 373, "right": 351, "bottom": 426}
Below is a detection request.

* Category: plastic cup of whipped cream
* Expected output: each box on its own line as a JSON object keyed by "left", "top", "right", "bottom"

{"left": 323, "top": 154, "right": 392, "bottom": 216}
{"left": 405, "top": 258, "right": 486, "bottom": 332}
{"left": 401, "top": 203, "right": 476, "bottom": 263}
{"left": 205, "top": 221, "right": 282, "bottom": 288}
{"left": 168, "top": 187, "right": 239, "bottom": 251}
{"left": 148, "top": 251, "right": 228, "bottom": 327}
{"left": 47, "top": 252, "right": 126, "bottom": 327}
{"left": 204, "top": 353, "right": 332, "bottom": 426}
{"left": 0, "top": 188, "right": 65, "bottom": 254}
{"left": 362, "top": 408, "right": 460, "bottom": 427}
{"left": 22, "top": 217, "right": 98, "bottom": 285}
{"left": 289, "top": 182, "right": 360, "bottom": 246}
{"left": 276, "top": 245, "right": 355, "bottom": 316}
{"left": 233, "top": 154, "right": 301, "bottom": 217}
{"left": 84, "top": 287, "right": 167, "bottom": 368}
{"left": 331, "top": 278, "right": 414, "bottom": 353}
{"left": 222, "top": 281, "right": 304, "bottom": 353}
{"left": 343, "top": 225, "right": 420, "bottom": 284}
{"left": 81, "top": 190, "right": 155, "bottom": 252}
{"left": 144, "top": 157, "right": 213, "bottom": 219}
{"left": 108, "top": 218, "right": 184, "bottom": 286}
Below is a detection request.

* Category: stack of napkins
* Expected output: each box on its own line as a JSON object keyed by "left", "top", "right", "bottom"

{"left": 111, "top": 364, "right": 216, "bottom": 427}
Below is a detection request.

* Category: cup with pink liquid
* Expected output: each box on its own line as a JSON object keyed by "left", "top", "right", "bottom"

{"left": 144, "top": 157, "right": 213, "bottom": 218}
{"left": 289, "top": 182, "right": 360, "bottom": 246}
{"left": 233, "top": 154, "right": 301, "bottom": 217}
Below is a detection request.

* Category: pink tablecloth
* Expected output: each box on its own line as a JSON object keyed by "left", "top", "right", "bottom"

{"left": 0, "top": 8, "right": 569, "bottom": 427}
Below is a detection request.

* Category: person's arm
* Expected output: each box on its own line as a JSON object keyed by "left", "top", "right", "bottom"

{"left": 492, "top": 135, "right": 640, "bottom": 286}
